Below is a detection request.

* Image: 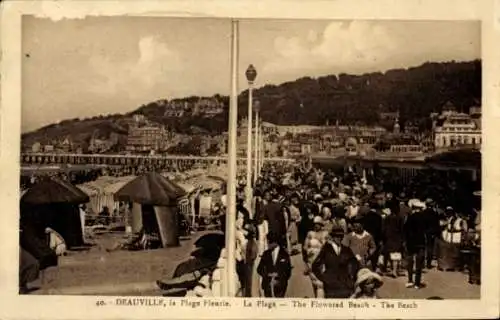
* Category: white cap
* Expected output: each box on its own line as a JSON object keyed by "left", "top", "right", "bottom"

{"left": 313, "top": 216, "right": 323, "bottom": 224}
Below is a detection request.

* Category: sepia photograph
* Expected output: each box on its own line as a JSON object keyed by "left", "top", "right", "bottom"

{"left": 18, "top": 15, "right": 482, "bottom": 300}
{"left": 2, "top": 1, "right": 500, "bottom": 319}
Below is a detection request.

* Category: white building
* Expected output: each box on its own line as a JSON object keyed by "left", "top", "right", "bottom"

{"left": 434, "top": 111, "right": 481, "bottom": 148}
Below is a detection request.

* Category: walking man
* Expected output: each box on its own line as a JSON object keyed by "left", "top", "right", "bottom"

{"left": 257, "top": 232, "right": 292, "bottom": 297}
{"left": 403, "top": 200, "right": 427, "bottom": 289}
{"left": 312, "top": 226, "right": 360, "bottom": 298}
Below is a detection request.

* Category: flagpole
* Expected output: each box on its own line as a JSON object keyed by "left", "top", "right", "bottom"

{"left": 253, "top": 107, "right": 259, "bottom": 185}
{"left": 225, "top": 19, "right": 239, "bottom": 297}
{"left": 245, "top": 65, "right": 257, "bottom": 214}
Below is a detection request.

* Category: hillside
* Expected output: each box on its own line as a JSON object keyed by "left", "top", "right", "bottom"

{"left": 22, "top": 60, "right": 481, "bottom": 149}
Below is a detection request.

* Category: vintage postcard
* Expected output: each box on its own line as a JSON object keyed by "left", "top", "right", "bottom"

{"left": 1, "top": 0, "right": 499, "bottom": 319}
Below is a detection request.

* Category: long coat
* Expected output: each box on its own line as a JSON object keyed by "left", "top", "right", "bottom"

{"left": 382, "top": 214, "right": 404, "bottom": 253}
{"left": 312, "top": 243, "right": 360, "bottom": 298}
{"left": 261, "top": 202, "right": 287, "bottom": 238}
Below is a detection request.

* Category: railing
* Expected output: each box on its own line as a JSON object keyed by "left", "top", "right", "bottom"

{"left": 21, "top": 152, "right": 295, "bottom": 163}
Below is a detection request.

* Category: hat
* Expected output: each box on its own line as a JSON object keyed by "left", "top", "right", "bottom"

{"left": 382, "top": 208, "right": 391, "bottom": 215}
{"left": 445, "top": 206, "right": 454, "bottom": 211}
{"left": 313, "top": 216, "right": 324, "bottom": 224}
{"left": 329, "top": 225, "right": 345, "bottom": 237}
{"left": 244, "top": 224, "right": 257, "bottom": 235}
{"left": 409, "top": 199, "right": 425, "bottom": 209}
{"left": 355, "top": 268, "right": 383, "bottom": 288}
{"left": 314, "top": 194, "right": 323, "bottom": 201}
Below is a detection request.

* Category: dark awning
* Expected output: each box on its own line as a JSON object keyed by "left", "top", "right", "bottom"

{"left": 114, "top": 172, "right": 187, "bottom": 206}
{"left": 21, "top": 176, "right": 89, "bottom": 205}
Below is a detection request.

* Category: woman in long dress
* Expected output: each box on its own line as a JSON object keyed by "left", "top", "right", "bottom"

{"left": 303, "top": 216, "right": 328, "bottom": 298}
{"left": 288, "top": 193, "right": 302, "bottom": 254}
{"left": 437, "top": 207, "right": 468, "bottom": 271}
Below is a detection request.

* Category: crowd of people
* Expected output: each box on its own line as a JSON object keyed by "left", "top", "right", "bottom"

{"left": 229, "top": 162, "right": 481, "bottom": 298}
{"left": 19, "top": 156, "right": 481, "bottom": 298}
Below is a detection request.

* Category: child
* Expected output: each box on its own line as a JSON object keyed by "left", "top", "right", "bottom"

{"left": 350, "top": 268, "right": 383, "bottom": 299}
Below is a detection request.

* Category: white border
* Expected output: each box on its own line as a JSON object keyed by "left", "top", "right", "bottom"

{"left": 1, "top": 0, "right": 499, "bottom": 319}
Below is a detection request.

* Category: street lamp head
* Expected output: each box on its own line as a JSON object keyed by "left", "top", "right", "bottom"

{"left": 245, "top": 64, "right": 257, "bottom": 83}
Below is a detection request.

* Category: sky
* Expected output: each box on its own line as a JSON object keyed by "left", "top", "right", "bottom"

{"left": 22, "top": 17, "right": 480, "bottom": 132}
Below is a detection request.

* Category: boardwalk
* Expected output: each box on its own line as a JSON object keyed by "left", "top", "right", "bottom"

{"left": 285, "top": 254, "right": 480, "bottom": 299}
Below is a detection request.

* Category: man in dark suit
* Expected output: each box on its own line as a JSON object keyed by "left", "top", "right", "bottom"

{"left": 403, "top": 201, "right": 427, "bottom": 289}
{"left": 421, "top": 198, "right": 440, "bottom": 269}
{"left": 361, "top": 207, "right": 383, "bottom": 271}
{"left": 312, "top": 226, "right": 360, "bottom": 298}
{"left": 257, "top": 233, "right": 292, "bottom": 297}
{"left": 261, "top": 190, "right": 287, "bottom": 248}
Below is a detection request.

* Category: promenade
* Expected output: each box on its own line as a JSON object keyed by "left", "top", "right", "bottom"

{"left": 285, "top": 254, "right": 479, "bottom": 299}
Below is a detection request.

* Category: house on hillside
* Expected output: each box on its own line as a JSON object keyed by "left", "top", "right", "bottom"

{"left": 57, "top": 136, "right": 72, "bottom": 153}
{"left": 43, "top": 144, "right": 54, "bottom": 153}
{"left": 126, "top": 125, "right": 171, "bottom": 153}
{"left": 88, "top": 132, "right": 115, "bottom": 153}
{"left": 195, "top": 98, "right": 224, "bottom": 117}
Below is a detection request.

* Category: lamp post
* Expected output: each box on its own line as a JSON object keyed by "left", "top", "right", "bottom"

{"left": 259, "top": 126, "right": 264, "bottom": 176}
{"left": 245, "top": 64, "right": 257, "bottom": 213}
{"left": 253, "top": 100, "right": 260, "bottom": 186}
{"left": 224, "top": 19, "right": 239, "bottom": 297}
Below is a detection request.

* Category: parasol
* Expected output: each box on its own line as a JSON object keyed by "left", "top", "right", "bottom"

{"left": 194, "top": 232, "right": 225, "bottom": 250}
{"left": 21, "top": 176, "right": 89, "bottom": 205}
{"left": 114, "top": 172, "right": 187, "bottom": 206}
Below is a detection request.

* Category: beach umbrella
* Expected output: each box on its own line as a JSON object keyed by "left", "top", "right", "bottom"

{"left": 194, "top": 232, "right": 225, "bottom": 250}
{"left": 114, "top": 172, "right": 186, "bottom": 206}
{"left": 21, "top": 176, "right": 89, "bottom": 205}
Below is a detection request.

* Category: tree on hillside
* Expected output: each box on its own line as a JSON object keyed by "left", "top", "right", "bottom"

{"left": 22, "top": 60, "right": 481, "bottom": 144}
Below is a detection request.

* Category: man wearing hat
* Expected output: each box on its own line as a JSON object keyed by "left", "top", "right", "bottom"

{"left": 403, "top": 200, "right": 428, "bottom": 289}
{"left": 313, "top": 194, "right": 324, "bottom": 213}
{"left": 421, "top": 198, "right": 440, "bottom": 269}
{"left": 260, "top": 190, "right": 288, "bottom": 248}
{"left": 396, "top": 192, "right": 409, "bottom": 217}
{"left": 312, "top": 225, "right": 360, "bottom": 298}
{"left": 360, "top": 205, "right": 383, "bottom": 271}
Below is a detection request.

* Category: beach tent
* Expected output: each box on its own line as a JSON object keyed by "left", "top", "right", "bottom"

{"left": 77, "top": 184, "right": 100, "bottom": 214}
{"left": 21, "top": 177, "right": 88, "bottom": 249}
{"left": 114, "top": 172, "right": 187, "bottom": 247}
{"left": 78, "top": 176, "right": 136, "bottom": 215}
